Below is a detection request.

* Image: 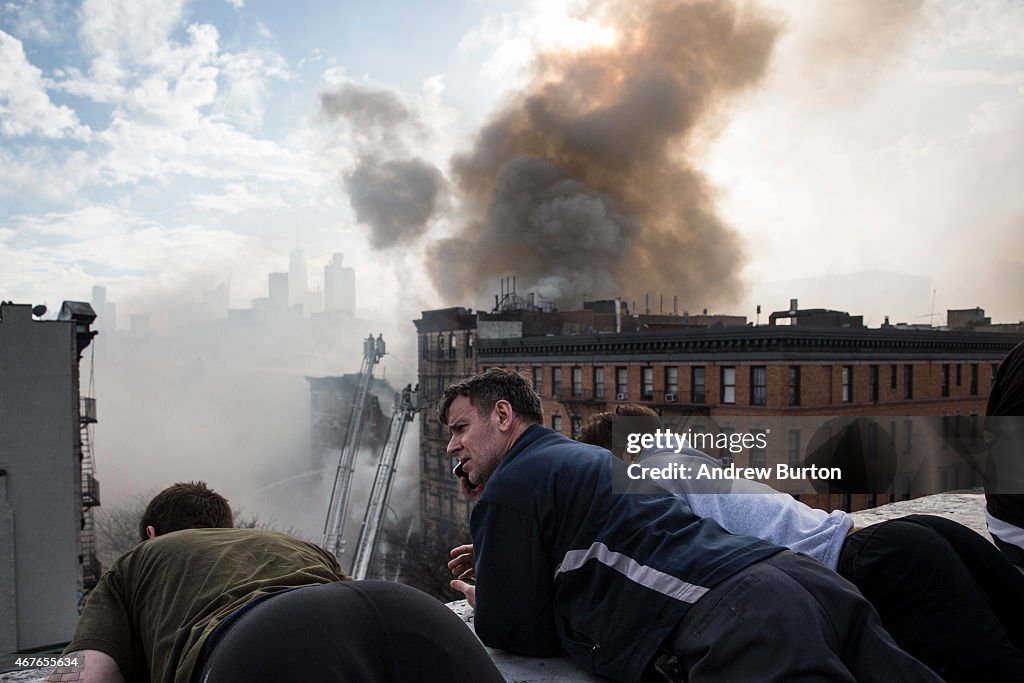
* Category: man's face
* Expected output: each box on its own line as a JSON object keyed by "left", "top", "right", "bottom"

{"left": 446, "top": 395, "right": 507, "bottom": 488}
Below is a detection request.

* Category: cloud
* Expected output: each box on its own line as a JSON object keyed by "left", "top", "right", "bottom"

{"left": 215, "top": 48, "right": 291, "bottom": 131}
{"left": 0, "top": 0, "right": 70, "bottom": 44}
{"left": 0, "top": 145, "right": 98, "bottom": 201}
{"left": 0, "top": 205, "right": 247, "bottom": 304}
{"left": 192, "top": 182, "right": 289, "bottom": 214}
{"left": 77, "top": 0, "right": 187, "bottom": 86}
{"left": 0, "top": 30, "right": 90, "bottom": 139}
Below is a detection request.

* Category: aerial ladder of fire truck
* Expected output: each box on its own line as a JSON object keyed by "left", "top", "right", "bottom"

{"left": 350, "top": 383, "right": 419, "bottom": 580}
{"left": 322, "top": 333, "right": 386, "bottom": 561}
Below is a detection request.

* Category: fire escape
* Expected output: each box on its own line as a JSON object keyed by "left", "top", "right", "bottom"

{"left": 79, "top": 386, "right": 101, "bottom": 591}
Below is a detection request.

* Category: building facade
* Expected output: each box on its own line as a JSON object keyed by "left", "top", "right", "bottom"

{"left": 414, "top": 308, "right": 479, "bottom": 545}
{"left": 0, "top": 301, "right": 100, "bottom": 653}
{"left": 416, "top": 301, "right": 1023, "bottom": 538}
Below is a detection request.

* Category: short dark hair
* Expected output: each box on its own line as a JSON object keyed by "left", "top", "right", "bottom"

{"left": 139, "top": 481, "right": 233, "bottom": 540}
{"left": 578, "top": 404, "right": 662, "bottom": 459}
{"left": 437, "top": 368, "right": 544, "bottom": 426}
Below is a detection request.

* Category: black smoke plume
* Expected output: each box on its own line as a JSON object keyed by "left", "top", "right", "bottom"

{"left": 430, "top": 0, "right": 779, "bottom": 309}
{"left": 321, "top": 82, "right": 445, "bottom": 246}
{"left": 345, "top": 156, "right": 445, "bottom": 249}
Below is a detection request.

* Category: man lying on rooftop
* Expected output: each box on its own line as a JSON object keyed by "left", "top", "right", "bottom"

{"left": 578, "top": 404, "right": 1024, "bottom": 682}
{"left": 443, "top": 368, "right": 941, "bottom": 683}
{"left": 49, "top": 481, "right": 502, "bottom": 683}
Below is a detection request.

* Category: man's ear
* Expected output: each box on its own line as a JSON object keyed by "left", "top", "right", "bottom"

{"left": 145, "top": 525, "right": 157, "bottom": 539}
{"left": 494, "top": 399, "right": 514, "bottom": 431}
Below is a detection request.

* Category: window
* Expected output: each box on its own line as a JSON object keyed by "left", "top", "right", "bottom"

{"left": 788, "top": 429, "right": 801, "bottom": 467}
{"left": 642, "top": 367, "right": 654, "bottom": 400}
{"left": 436, "top": 333, "right": 444, "bottom": 358}
{"left": 692, "top": 367, "right": 706, "bottom": 403}
{"left": 955, "top": 364, "right": 962, "bottom": 387}
{"left": 420, "top": 334, "right": 429, "bottom": 359}
{"left": 890, "top": 364, "right": 898, "bottom": 391}
{"left": 465, "top": 332, "right": 474, "bottom": 358}
{"left": 551, "top": 414, "right": 562, "bottom": 433}
{"left": 970, "top": 364, "right": 979, "bottom": 396}
{"left": 532, "top": 367, "right": 543, "bottom": 395}
{"left": 788, "top": 366, "right": 800, "bottom": 406}
{"left": 941, "top": 364, "right": 950, "bottom": 397}
{"left": 552, "top": 367, "right": 562, "bottom": 397}
{"left": 616, "top": 367, "right": 628, "bottom": 398}
{"left": 721, "top": 367, "right": 736, "bottom": 404}
{"left": 869, "top": 365, "right": 879, "bottom": 402}
{"left": 750, "top": 366, "right": 767, "bottom": 406}
{"left": 904, "top": 364, "right": 914, "bottom": 399}
{"left": 665, "top": 367, "right": 679, "bottom": 397}
{"left": 749, "top": 430, "right": 766, "bottom": 468}
{"left": 842, "top": 366, "right": 853, "bottom": 403}
{"left": 572, "top": 366, "right": 583, "bottom": 398}
{"left": 594, "top": 367, "right": 605, "bottom": 399}
{"left": 719, "top": 427, "right": 735, "bottom": 465}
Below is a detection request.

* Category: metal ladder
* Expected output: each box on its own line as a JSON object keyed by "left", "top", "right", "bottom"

{"left": 350, "top": 386, "right": 418, "bottom": 579}
{"left": 322, "top": 334, "right": 384, "bottom": 561}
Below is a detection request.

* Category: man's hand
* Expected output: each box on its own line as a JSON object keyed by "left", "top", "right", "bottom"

{"left": 448, "top": 543, "right": 475, "bottom": 582}
{"left": 459, "top": 474, "right": 485, "bottom": 502}
{"left": 450, "top": 579, "right": 476, "bottom": 608}
{"left": 448, "top": 543, "right": 476, "bottom": 607}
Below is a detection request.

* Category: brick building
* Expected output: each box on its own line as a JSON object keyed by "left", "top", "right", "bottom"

{"left": 415, "top": 300, "right": 1023, "bottom": 542}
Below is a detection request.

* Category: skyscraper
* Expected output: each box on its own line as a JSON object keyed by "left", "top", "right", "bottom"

{"left": 324, "top": 253, "right": 355, "bottom": 313}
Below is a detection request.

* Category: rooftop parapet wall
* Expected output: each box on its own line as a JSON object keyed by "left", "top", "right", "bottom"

{"left": 0, "top": 491, "right": 994, "bottom": 682}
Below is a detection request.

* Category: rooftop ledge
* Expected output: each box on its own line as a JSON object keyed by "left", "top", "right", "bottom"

{"left": 0, "top": 490, "right": 991, "bottom": 682}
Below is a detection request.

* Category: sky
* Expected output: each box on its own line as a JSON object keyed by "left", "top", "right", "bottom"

{"left": 1, "top": 0, "right": 1022, "bottom": 327}
{"left": 2, "top": 0, "right": 1023, "bottom": 539}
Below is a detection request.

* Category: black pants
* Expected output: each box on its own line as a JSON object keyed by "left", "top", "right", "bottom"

{"left": 838, "top": 514, "right": 1024, "bottom": 682}
{"left": 195, "top": 580, "right": 504, "bottom": 683}
{"left": 651, "top": 551, "right": 940, "bottom": 682}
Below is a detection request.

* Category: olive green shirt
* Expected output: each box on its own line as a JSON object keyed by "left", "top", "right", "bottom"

{"left": 64, "top": 528, "right": 348, "bottom": 683}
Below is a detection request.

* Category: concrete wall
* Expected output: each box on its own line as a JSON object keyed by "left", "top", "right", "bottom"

{"left": 0, "top": 304, "right": 82, "bottom": 651}
{"left": 0, "top": 473, "right": 17, "bottom": 653}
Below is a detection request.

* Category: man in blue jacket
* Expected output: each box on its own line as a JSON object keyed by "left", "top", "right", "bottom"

{"left": 445, "top": 368, "right": 939, "bottom": 683}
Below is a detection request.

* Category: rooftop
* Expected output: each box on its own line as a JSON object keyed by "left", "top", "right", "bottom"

{"left": 0, "top": 491, "right": 993, "bottom": 682}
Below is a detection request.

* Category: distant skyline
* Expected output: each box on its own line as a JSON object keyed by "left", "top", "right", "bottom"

{"left": 2, "top": 0, "right": 1022, "bottom": 327}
